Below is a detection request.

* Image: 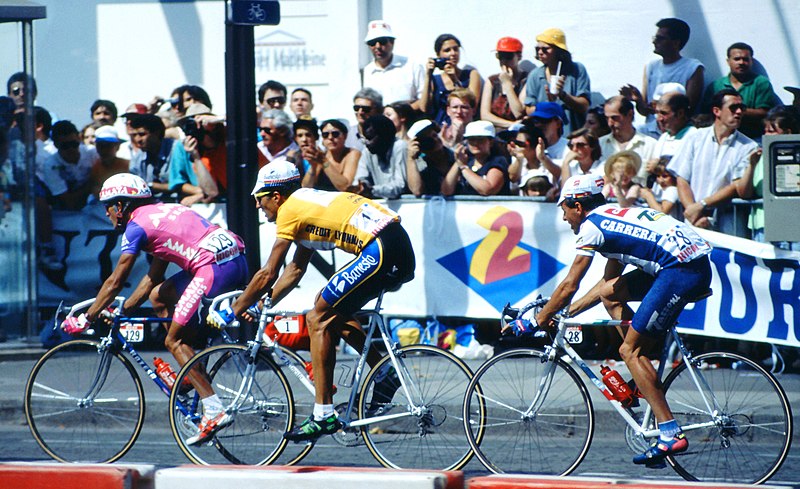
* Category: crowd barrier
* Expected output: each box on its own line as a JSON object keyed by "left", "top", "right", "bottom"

{"left": 0, "top": 463, "right": 789, "bottom": 489}
{"left": 1, "top": 197, "right": 798, "bottom": 347}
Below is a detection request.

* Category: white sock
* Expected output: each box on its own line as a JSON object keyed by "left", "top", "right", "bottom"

{"left": 202, "top": 394, "right": 223, "bottom": 417}
{"left": 313, "top": 403, "right": 335, "bottom": 421}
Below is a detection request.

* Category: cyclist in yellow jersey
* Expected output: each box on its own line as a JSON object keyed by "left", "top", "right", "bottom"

{"left": 208, "top": 159, "right": 416, "bottom": 442}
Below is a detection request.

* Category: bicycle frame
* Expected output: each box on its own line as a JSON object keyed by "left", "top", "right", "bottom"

{"left": 60, "top": 297, "right": 205, "bottom": 418}
{"left": 506, "top": 306, "right": 723, "bottom": 441}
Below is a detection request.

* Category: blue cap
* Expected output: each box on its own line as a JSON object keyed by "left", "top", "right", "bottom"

{"left": 530, "top": 102, "right": 566, "bottom": 122}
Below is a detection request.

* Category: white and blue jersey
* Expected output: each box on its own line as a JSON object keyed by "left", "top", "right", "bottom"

{"left": 576, "top": 204, "right": 711, "bottom": 276}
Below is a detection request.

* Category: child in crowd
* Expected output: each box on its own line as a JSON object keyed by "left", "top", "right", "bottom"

{"left": 602, "top": 150, "right": 642, "bottom": 208}
{"left": 639, "top": 158, "right": 680, "bottom": 219}
{"left": 520, "top": 173, "right": 551, "bottom": 197}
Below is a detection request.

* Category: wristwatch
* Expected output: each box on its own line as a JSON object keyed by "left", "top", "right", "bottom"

{"left": 700, "top": 199, "right": 708, "bottom": 209}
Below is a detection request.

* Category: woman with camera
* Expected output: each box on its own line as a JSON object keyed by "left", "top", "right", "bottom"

{"left": 419, "top": 34, "right": 481, "bottom": 126}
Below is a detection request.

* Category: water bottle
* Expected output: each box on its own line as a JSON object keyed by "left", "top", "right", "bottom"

{"left": 154, "top": 357, "right": 177, "bottom": 389}
{"left": 600, "top": 364, "right": 635, "bottom": 407}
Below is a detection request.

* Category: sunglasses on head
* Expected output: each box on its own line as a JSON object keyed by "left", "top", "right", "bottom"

{"left": 266, "top": 96, "right": 286, "bottom": 106}
{"left": 321, "top": 130, "right": 342, "bottom": 139}
{"left": 367, "top": 37, "right": 392, "bottom": 47}
{"left": 353, "top": 104, "right": 373, "bottom": 112}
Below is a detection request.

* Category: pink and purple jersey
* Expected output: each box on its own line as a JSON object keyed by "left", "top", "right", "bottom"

{"left": 121, "top": 203, "right": 244, "bottom": 273}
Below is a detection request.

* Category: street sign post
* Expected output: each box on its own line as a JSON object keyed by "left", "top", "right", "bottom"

{"left": 227, "top": 0, "right": 280, "bottom": 26}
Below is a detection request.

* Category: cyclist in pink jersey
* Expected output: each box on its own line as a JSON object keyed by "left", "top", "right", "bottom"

{"left": 208, "top": 159, "right": 416, "bottom": 442}
{"left": 61, "top": 173, "right": 248, "bottom": 445}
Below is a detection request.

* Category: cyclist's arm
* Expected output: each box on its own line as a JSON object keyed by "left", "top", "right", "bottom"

{"left": 269, "top": 245, "right": 313, "bottom": 305}
{"left": 568, "top": 259, "right": 625, "bottom": 317}
{"left": 536, "top": 254, "right": 593, "bottom": 327}
{"left": 231, "top": 237, "right": 294, "bottom": 316}
{"left": 84, "top": 253, "right": 139, "bottom": 321}
{"left": 122, "top": 257, "right": 169, "bottom": 313}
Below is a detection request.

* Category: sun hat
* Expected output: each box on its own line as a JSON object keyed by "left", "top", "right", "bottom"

{"left": 536, "top": 28, "right": 568, "bottom": 52}
{"left": 463, "top": 120, "right": 496, "bottom": 139}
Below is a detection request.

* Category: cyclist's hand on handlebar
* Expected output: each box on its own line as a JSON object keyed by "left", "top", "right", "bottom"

{"left": 207, "top": 306, "right": 236, "bottom": 330}
{"left": 241, "top": 302, "right": 261, "bottom": 322}
{"left": 61, "top": 313, "right": 91, "bottom": 335}
{"left": 97, "top": 306, "right": 119, "bottom": 327}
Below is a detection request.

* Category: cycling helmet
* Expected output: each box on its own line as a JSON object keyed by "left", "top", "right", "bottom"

{"left": 99, "top": 173, "right": 152, "bottom": 203}
{"left": 251, "top": 159, "right": 301, "bottom": 196}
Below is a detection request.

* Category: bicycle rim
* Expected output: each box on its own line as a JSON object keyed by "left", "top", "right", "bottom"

{"left": 169, "top": 345, "right": 294, "bottom": 465}
{"left": 663, "top": 352, "right": 792, "bottom": 484}
{"left": 24, "top": 339, "right": 145, "bottom": 463}
{"left": 464, "top": 348, "right": 593, "bottom": 475}
{"left": 359, "top": 345, "right": 475, "bottom": 470}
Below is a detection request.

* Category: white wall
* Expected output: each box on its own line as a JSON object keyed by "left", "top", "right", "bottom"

{"left": 0, "top": 0, "right": 798, "bottom": 125}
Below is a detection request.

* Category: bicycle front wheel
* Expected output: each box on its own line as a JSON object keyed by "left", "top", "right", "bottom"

{"left": 663, "top": 352, "right": 792, "bottom": 484}
{"left": 463, "top": 348, "right": 594, "bottom": 475}
{"left": 24, "top": 339, "right": 145, "bottom": 463}
{"left": 169, "top": 344, "right": 294, "bottom": 465}
{"left": 359, "top": 345, "right": 475, "bottom": 470}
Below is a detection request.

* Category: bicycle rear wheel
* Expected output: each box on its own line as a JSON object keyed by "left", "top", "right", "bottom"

{"left": 463, "top": 348, "right": 594, "bottom": 475}
{"left": 359, "top": 345, "right": 475, "bottom": 470}
{"left": 169, "top": 344, "right": 294, "bottom": 465}
{"left": 662, "top": 352, "right": 792, "bottom": 484}
{"left": 24, "top": 339, "right": 145, "bottom": 463}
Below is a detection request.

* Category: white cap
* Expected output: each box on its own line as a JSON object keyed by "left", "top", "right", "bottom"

{"left": 251, "top": 159, "right": 301, "bottom": 195}
{"left": 652, "top": 82, "right": 686, "bottom": 102}
{"left": 364, "top": 20, "right": 394, "bottom": 43}
{"left": 407, "top": 119, "right": 433, "bottom": 139}
{"left": 94, "top": 125, "right": 126, "bottom": 143}
{"left": 463, "top": 120, "right": 496, "bottom": 139}
{"left": 557, "top": 174, "right": 605, "bottom": 206}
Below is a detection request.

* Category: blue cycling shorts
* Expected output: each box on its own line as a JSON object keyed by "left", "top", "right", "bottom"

{"left": 625, "top": 257, "right": 712, "bottom": 336}
{"left": 320, "top": 222, "right": 415, "bottom": 316}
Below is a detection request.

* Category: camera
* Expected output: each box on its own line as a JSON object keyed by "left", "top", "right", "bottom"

{"left": 433, "top": 57, "right": 448, "bottom": 69}
{"left": 180, "top": 116, "right": 204, "bottom": 141}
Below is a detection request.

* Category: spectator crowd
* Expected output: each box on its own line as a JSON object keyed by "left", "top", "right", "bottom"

{"left": 1, "top": 17, "right": 799, "bottom": 273}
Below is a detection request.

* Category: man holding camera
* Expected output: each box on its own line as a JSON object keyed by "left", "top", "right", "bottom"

{"left": 405, "top": 119, "right": 455, "bottom": 196}
{"left": 168, "top": 103, "right": 225, "bottom": 205}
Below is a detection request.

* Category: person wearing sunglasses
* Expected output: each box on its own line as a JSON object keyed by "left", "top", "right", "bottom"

{"left": 257, "top": 109, "right": 298, "bottom": 167}
{"left": 482, "top": 37, "right": 529, "bottom": 130}
{"left": 560, "top": 127, "right": 603, "bottom": 183}
{"left": 524, "top": 28, "right": 591, "bottom": 135}
{"left": 308, "top": 119, "right": 361, "bottom": 192}
{"left": 344, "top": 87, "right": 383, "bottom": 152}
{"left": 258, "top": 79, "right": 288, "bottom": 114}
{"left": 667, "top": 88, "right": 758, "bottom": 234}
{"left": 6, "top": 72, "right": 37, "bottom": 112}
{"left": 362, "top": 20, "right": 424, "bottom": 109}
{"left": 508, "top": 125, "right": 558, "bottom": 196}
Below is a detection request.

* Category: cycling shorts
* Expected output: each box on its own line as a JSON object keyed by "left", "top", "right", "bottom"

{"left": 167, "top": 253, "right": 249, "bottom": 326}
{"left": 626, "top": 256, "right": 711, "bottom": 336}
{"left": 320, "top": 221, "right": 415, "bottom": 316}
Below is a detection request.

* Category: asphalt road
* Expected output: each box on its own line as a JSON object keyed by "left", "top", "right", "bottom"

{"left": 2, "top": 352, "right": 799, "bottom": 485}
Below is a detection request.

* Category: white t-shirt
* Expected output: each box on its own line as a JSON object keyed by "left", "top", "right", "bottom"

{"left": 42, "top": 145, "right": 98, "bottom": 197}
{"left": 362, "top": 54, "right": 425, "bottom": 105}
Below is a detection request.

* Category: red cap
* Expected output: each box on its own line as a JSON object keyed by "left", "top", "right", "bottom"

{"left": 496, "top": 37, "right": 523, "bottom": 53}
{"left": 122, "top": 103, "right": 148, "bottom": 118}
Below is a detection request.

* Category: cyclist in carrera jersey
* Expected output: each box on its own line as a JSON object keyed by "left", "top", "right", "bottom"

{"left": 535, "top": 173, "right": 712, "bottom": 469}
{"left": 208, "top": 159, "right": 416, "bottom": 442}
{"left": 61, "top": 173, "right": 248, "bottom": 446}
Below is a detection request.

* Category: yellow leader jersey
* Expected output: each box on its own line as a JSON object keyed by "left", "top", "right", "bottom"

{"left": 276, "top": 188, "right": 399, "bottom": 255}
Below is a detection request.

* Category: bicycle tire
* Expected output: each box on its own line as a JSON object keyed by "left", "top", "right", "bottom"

{"left": 359, "top": 345, "right": 475, "bottom": 470}
{"left": 463, "top": 348, "right": 594, "bottom": 475}
{"left": 662, "top": 351, "right": 792, "bottom": 484}
{"left": 24, "top": 339, "right": 145, "bottom": 463}
{"left": 169, "top": 344, "right": 294, "bottom": 465}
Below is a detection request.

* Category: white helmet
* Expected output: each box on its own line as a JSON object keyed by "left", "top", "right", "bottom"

{"left": 99, "top": 173, "right": 152, "bottom": 203}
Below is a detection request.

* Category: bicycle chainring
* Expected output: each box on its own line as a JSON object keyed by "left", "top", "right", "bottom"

{"left": 624, "top": 412, "right": 653, "bottom": 454}
{"left": 332, "top": 402, "right": 363, "bottom": 447}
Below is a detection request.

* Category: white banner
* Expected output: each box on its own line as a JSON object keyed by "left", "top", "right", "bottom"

{"left": 28, "top": 199, "right": 800, "bottom": 348}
